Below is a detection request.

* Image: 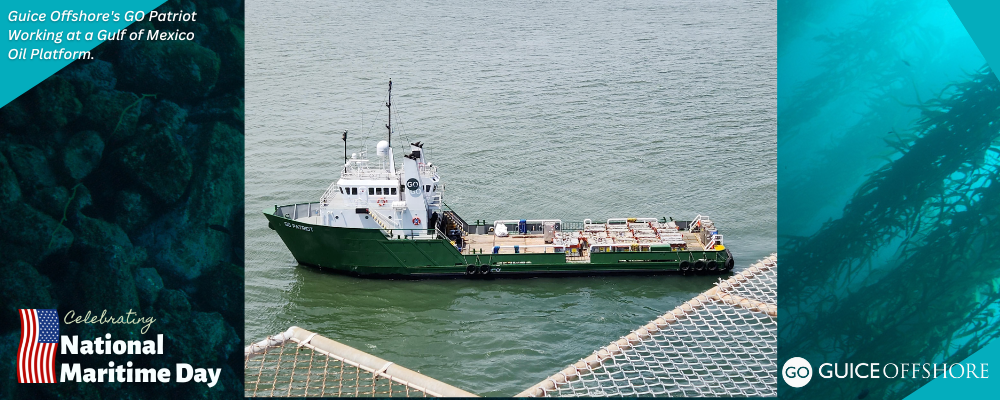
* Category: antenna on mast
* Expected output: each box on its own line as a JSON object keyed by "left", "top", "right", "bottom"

{"left": 342, "top": 130, "right": 348, "bottom": 172}
{"left": 385, "top": 79, "right": 392, "bottom": 147}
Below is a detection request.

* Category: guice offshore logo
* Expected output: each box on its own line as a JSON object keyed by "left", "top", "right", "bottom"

{"left": 782, "top": 357, "right": 812, "bottom": 387}
{"left": 782, "top": 356, "right": 990, "bottom": 388}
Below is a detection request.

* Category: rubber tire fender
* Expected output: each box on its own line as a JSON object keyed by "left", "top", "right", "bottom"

{"left": 679, "top": 260, "right": 692, "bottom": 272}
{"left": 466, "top": 265, "right": 477, "bottom": 275}
{"left": 725, "top": 257, "right": 735, "bottom": 270}
{"left": 707, "top": 260, "right": 718, "bottom": 271}
{"left": 694, "top": 259, "right": 706, "bottom": 272}
{"left": 480, "top": 265, "right": 491, "bottom": 275}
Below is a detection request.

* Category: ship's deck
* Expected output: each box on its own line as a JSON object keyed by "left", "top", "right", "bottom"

{"left": 461, "top": 231, "right": 709, "bottom": 255}
{"left": 464, "top": 234, "right": 556, "bottom": 254}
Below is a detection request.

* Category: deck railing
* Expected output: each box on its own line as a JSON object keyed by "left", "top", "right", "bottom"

{"left": 381, "top": 227, "right": 450, "bottom": 241}
{"left": 276, "top": 203, "right": 322, "bottom": 220}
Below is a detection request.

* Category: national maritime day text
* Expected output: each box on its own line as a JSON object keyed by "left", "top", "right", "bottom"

{"left": 59, "top": 333, "right": 221, "bottom": 387}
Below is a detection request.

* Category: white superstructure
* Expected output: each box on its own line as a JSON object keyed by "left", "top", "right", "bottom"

{"left": 315, "top": 81, "right": 444, "bottom": 238}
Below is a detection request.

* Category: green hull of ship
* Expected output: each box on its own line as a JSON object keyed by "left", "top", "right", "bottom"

{"left": 265, "top": 207, "right": 732, "bottom": 278}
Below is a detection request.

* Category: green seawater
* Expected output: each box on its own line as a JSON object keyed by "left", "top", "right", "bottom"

{"left": 246, "top": 0, "right": 775, "bottom": 395}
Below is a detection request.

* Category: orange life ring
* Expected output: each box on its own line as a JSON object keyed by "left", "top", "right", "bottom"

{"left": 377, "top": 197, "right": 387, "bottom": 206}
{"left": 412, "top": 217, "right": 421, "bottom": 225}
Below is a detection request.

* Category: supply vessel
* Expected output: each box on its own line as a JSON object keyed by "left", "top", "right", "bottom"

{"left": 265, "top": 81, "right": 734, "bottom": 278}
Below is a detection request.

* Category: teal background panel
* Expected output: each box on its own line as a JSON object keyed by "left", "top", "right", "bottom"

{"left": 0, "top": 0, "right": 168, "bottom": 107}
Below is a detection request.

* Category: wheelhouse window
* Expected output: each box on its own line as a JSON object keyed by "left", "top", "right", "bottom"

{"left": 369, "top": 188, "right": 374, "bottom": 195}
{"left": 376, "top": 188, "right": 382, "bottom": 195}
{"left": 339, "top": 187, "right": 343, "bottom": 194}
{"left": 351, "top": 187, "right": 357, "bottom": 195}
{"left": 391, "top": 187, "right": 397, "bottom": 195}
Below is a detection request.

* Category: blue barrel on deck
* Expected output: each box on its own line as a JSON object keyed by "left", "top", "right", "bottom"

{"left": 514, "top": 245, "right": 520, "bottom": 254}
{"left": 519, "top": 219, "right": 527, "bottom": 234}
{"left": 493, "top": 246, "right": 500, "bottom": 254}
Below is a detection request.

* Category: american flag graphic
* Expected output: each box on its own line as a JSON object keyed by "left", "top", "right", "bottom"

{"left": 18, "top": 309, "right": 59, "bottom": 383}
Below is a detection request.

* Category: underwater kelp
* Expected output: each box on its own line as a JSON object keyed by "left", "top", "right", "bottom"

{"left": 781, "top": 66, "right": 1000, "bottom": 399}
{"left": 779, "top": 0, "right": 935, "bottom": 143}
{"left": 777, "top": 0, "right": 964, "bottom": 239}
{"left": 777, "top": 0, "right": 838, "bottom": 54}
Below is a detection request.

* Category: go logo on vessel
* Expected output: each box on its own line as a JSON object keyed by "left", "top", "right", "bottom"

{"left": 406, "top": 178, "right": 420, "bottom": 194}
{"left": 782, "top": 357, "right": 812, "bottom": 388}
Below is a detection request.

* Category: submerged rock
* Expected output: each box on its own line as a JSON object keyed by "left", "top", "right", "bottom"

{"left": 135, "top": 267, "right": 165, "bottom": 306}
{"left": 62, "top": 130, "right": 105, "bottom": 181}
{"left": 0, "top": 204, "right": 73, "bottom": 264}
{"left": 207, "top": 21, "right": 244, "bottom": 91}
{"left": 112, "top": 190, "right": 153, "bottom": 233}
{"left": 70, "top": 216, "right": 145, "bottom": 338}
{"left": 0, "top": 332, "right": 18, "bottom": 398}
{"left": 0, "top": 152, "right": 21, "bottom": 205}
{"left": 0, "top": 261, "right": 56, "bottom": 329}
{"left": 0, "top": 98, "right": 29, "bottom": 129}
{"left": 61, "top": 59, "right": 117, "bottom": 93}
{"left": 118, "top": 40, "right": 221, "bottom": 102}
{"left": 28, "top": 185, "right": 69, "bottom": 219}
{"left": 3, "top": 143, "right": 56, "bottom": 194}
{"left": 137, "top": 122, "right": 241, "bottom": 281}
{"left": 205, "top": 7, "right": 230, "bottom": 25}
{"left": 65, "top": 183, "right": 92, "bottom": 221}
{"left": 156, "top": 289, "right": 192, "bottom": 315}
{"left": 81, "top": 90, "right": 141, "bottom": 142}
{"left": 189, "top": 94, "right": 244, "bottom": 128}
{"left": 73, "top": 214, "right": 137, "bottom": 254}
{"left": 197, "top": 262, "right": 244, "bottom": 326}
{"left": 151, "top": 100, "right": 189, "bottom": 137}
{"left": 111, "top": 125, "right": 193, "bottom": 204}
{"left": 30, "top": 76, "right": 81, "bottom": 130}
